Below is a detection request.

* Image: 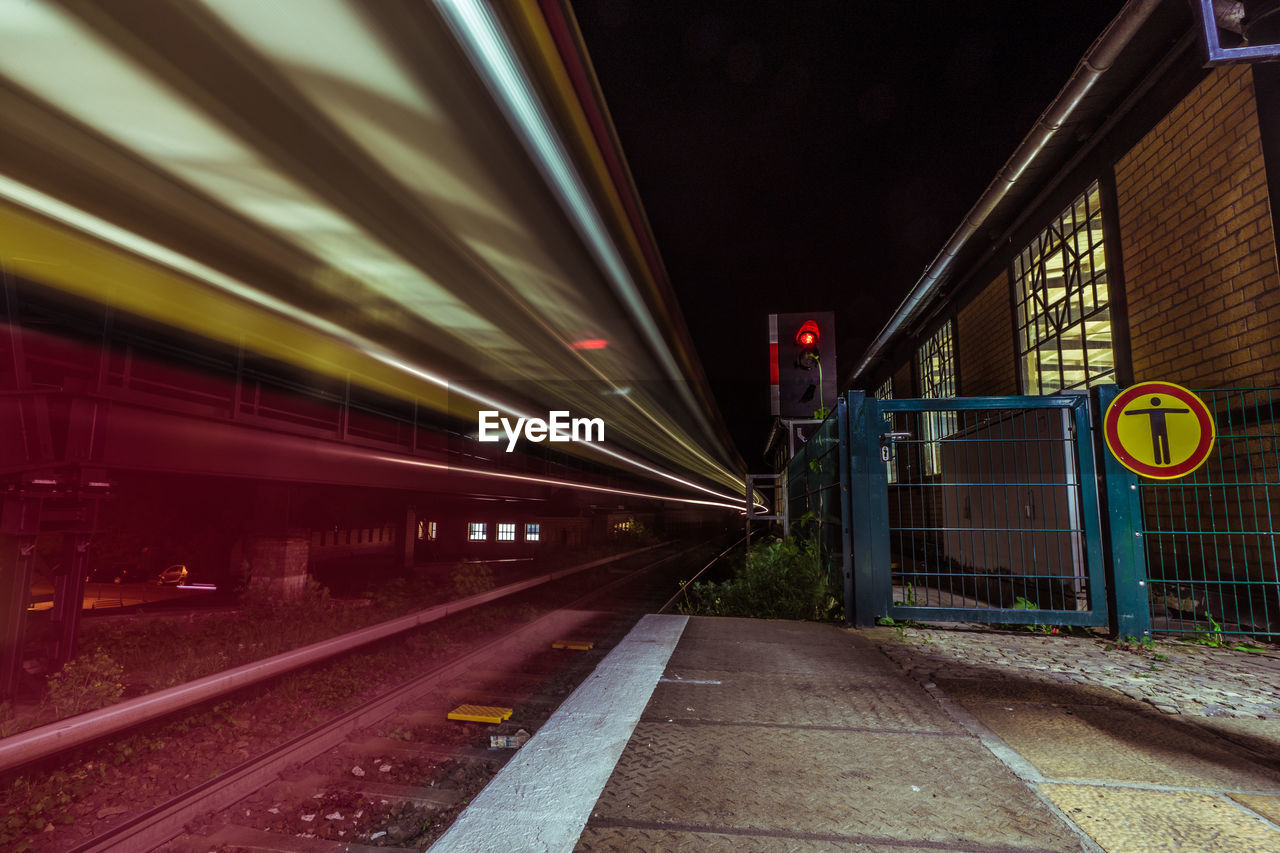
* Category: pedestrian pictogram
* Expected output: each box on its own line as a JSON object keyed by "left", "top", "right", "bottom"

{"left": 1103, "top": 381, "right": 1215, "bottom": 479}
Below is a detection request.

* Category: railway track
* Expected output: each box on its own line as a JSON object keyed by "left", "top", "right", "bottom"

{"left": 32, "top": 539, "right": 717, "bottom": 852}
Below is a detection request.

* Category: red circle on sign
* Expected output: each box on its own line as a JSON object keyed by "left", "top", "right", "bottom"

{"left": 1103, "top": 382, "right": 1215, "bottom": 479}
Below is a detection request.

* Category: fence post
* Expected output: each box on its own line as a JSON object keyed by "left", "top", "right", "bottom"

{"left": 1093, "top": 385, "right": 1152, "bottom": 639}
{"left": 837, "top": 395, "right": 854, "bottom": 627}
{"left": 846, "top": 391, "right": 883, "bottom": 627}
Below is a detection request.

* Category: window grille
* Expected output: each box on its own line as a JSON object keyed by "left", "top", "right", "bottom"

{"left": 917, "top": 320, "right": 956, "bottom": 476}
{"left": 525, "top": 523, "right": 540, "bottom": 542}
{"left": 1014, "top": 181, "right": 1114, "bottom": 395}
{"left": 496, "top": 523, "right": 516, "bottom": 541}
{"left": 468, "top": 522, "right": 487, "bottom": 541}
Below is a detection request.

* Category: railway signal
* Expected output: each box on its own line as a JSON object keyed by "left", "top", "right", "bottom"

{"left": 768, "top": 311, "right": 836, "bottom": 419}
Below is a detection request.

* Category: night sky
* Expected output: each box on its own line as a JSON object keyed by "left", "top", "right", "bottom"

{"left": 572, "top": 1, "right": 1127, "bottom": 469}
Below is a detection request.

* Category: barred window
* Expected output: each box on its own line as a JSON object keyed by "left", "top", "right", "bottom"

{"left": 917, "top": 320, "right": 956, "bottom": 477}
{"left": 525, "top": 523, "right": 540, "bottom": 542}
{"left": 496, "top": 522, "right": 516, "bottom": 542}
{"left": 468, "top": 522, "right": 487, "bottom": 541}
{"left": 875, "top": 378, "right": 897, "bottom": 484}
{"left": 1014, "top": 181, "right": 1114, "bottom": 395}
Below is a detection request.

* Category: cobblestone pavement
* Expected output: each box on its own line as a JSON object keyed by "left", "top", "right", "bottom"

{"left": 872, "top": 624, "right": 1280, "bottom": 852}
{"left": 877, "top": 624, "right": 1280, "bottom": 719}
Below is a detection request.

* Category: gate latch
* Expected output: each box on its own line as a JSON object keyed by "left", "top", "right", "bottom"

{"left": 879, "top": 431, "right": 912, "bottom": 462}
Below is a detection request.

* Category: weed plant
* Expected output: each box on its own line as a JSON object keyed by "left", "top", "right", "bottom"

{"left": 679, "top": 538, "right": 837, "bottom": 621}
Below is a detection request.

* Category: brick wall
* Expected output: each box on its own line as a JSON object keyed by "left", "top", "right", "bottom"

{"left": 1115, "top": 64, "right": 1280, "bottom": 387}
{"left": 893, "top": 362, "right": 913, "bottom": 398}
{"left": 956, "top": 271, "right": 1017, "bottom": 396}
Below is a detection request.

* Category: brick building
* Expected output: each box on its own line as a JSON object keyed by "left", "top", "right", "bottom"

{"left": 846, "top": 1, "right": 1280, "bottom": 637}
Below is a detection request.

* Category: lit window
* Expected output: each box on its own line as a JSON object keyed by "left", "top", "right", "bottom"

{"left": 496, "top": 523, "right": 516, "bottom": 542}
{"left": 416, "top": 521, "right": 425, "bottom": 541}
{"left": 426, "top": 521, "right": 437, "bottom": 541}
{"left": 525, "top": 523, "right": 540, "bottom": 542}
{"left": 1014, "top": 181, "right": 1114, "bottom": 395}
{"left": 468, "top": 522, "right": 487, "bottom": 541}
{"left": 917, "top": 320, "right": 956, "bottom": 477}
{"left": 875, "top": 378, "right": 897, "bottom": 484}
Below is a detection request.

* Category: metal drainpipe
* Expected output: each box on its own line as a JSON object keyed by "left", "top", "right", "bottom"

{"left": 849, "top": 0, "right": 1162, "bottom": 387}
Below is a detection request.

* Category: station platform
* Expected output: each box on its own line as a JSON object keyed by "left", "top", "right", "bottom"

{"left": 430, "top": 615, "right": 1280, "bottom": 853}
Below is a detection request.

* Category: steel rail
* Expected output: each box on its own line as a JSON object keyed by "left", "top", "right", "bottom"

{"left": 65, "top": 539, "right": 705, "bottom": 853}
{"left": 656, "top": 535, "right": 746, "bottom": 614}
{"left": 0, "top": 543, "right": 669, "bottom": 774}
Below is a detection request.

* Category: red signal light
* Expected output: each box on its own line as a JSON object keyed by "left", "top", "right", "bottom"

{"left": 795, "top": 319, "right": 820, "bottom": 369}
{"left": 795, "top": 320, "right": 820, "bottom": 347}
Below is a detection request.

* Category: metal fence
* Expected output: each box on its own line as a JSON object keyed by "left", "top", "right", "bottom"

{"left": 785, "top": 396, "right": 850, "bottom": 606}
{"left": 1141, "top": 387, "right": 1280, "bottom": 641}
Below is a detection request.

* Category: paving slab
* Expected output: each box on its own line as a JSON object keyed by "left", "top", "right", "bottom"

{"left": 576, "top": 617, "right": 1089, "bottom": 852}
{"left": 878, "top": 624, "right": 1280, "bottom": 851}
{"left": 964, "top": 701, "right": 1280, "bottom": 789}
{"left": 1042, "top": 785, "right": 1280, "bottom": 853}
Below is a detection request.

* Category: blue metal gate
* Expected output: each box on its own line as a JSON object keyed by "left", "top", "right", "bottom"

{"left": 847, "top": 391, "right": 1119, "bottom": 630}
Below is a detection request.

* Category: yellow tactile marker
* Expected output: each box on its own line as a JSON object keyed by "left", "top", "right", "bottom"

{"left": 447, "top": 705, "right": 513, "bottom": 724}
{"left": 552, "top": 640, "right": 595, "bottom": 650}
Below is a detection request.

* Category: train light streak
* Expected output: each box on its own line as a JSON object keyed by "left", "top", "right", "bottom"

{"left": 433, "top": 0, "right": 708, "bottom": 423}
{"left": 0, "top": 1, "right": 756, "bottom": 509}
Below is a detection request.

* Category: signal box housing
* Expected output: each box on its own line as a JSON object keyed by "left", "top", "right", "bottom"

{"left": 769, "top": 311, "right": 837, "bottom": 418}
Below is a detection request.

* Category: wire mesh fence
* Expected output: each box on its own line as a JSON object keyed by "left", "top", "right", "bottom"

{"left": 879, "top": 397, "right": 1100, "bottom": 620}
{"left": 1142, "top": 387, "right": 1280, "bottom": 641}
{"left": 786, "top": 409, "right": 845, "bottom": 593}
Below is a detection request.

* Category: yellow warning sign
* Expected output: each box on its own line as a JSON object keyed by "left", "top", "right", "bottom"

{"left": 1103, "top": 381, "right": 1215, "bottom": 479}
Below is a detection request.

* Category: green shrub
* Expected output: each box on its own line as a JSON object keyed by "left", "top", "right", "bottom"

{"left": 44, "top": 649, "right": 124, "bottom": 718}
{"left": 451, "top": 561, "right": 495, "bottom": 598}
{"left": 680, "top": 538, "right": 835, "bottom": 621}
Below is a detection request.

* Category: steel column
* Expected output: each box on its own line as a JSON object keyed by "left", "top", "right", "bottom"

{"left": 0, "top": 496, "right": 40, "bottom": 700}
{"left": 49, "top": 533, "right": 92, "bottom": 666}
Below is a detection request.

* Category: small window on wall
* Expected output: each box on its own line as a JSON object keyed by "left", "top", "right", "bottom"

{"left": 468, "top": 522, "right": 487, "bottom": 541}
{"left": 1014, "top": 180, "right": 1115, "bottom": 395}
{"left": 426, "top": 521, "right": 437, "bottom": 541}
{"left": 875, "top": 378, "right": 897, "bottom": 484}
{"left": 525, "top": 523, "right": 540, "bottom": 542}
{"left": 496, "top": 523, "right": 516, "bottom": 542}
{"left": 416, "top": 521, "right": 425, "bottom": 541}
{"left": 916, "top": 320, "right": 957, "bottom": 477}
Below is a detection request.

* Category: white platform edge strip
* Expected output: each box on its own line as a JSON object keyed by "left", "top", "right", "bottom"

{"left": 428, "top": 613, "right": 690, "bottom": 852}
